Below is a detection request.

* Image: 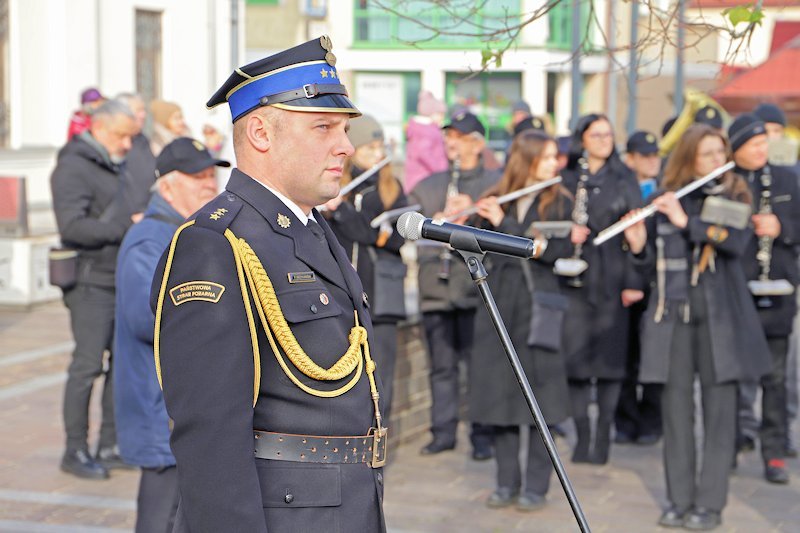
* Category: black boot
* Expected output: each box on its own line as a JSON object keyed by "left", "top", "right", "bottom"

{"left": 572, "top": 418, "right": 591, "bottom": 463}
{"left": 590, "top": 420, "right": 611, "bottom": 465}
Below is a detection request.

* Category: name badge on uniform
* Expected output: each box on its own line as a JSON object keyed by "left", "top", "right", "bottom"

{"left": 169, "top": 281, "right": 225, "bottom": 306}
{"left": 288, "top": 271, "right": 316, "bottom": 284}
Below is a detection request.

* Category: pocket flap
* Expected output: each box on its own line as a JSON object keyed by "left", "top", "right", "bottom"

{"left": 276, "top": 287, "right": 342, "bottom": 324}
{"left": 257, "top": 462, "right": 342, "bottom": 508}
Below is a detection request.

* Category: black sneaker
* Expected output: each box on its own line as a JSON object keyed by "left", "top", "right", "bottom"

{"left": 96, "top": 446, "right": 135, "bottom": 470}
{"left": 419, "top": 439, "right": 456, "bottom": 456}
{"left": 764, "top": 459, "right": 790, "bottom": 484}
{"left": 61, "top": 449, "right": 109, "bottom": 480}
{"left": 683, "top": 508, "right": 721, "bottom": 531}
{"left": 485, "top": 487, "right": 518, "bottom": 509}
{"left": 471, "top": 445, "right": 493, "bottom": 461}
{"left": 657, "top": 505, "right": 686, "bottom": 528}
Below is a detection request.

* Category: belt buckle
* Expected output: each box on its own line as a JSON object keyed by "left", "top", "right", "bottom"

{"left": 368, "top": 427, "right": 388, "bottom": 468}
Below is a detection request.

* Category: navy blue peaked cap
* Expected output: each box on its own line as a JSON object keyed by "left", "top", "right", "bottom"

{"left": 207, "top": 36, "right": 360, "bottom": 122}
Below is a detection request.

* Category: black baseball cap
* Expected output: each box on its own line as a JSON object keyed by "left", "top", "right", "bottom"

{"left": 443, "top": 111, "right": 486, "bottom": 138}
{"left": 156, "top": 137, "right": 230, "bottom": 177}
{"left": 694, "top": 106, "right": 723, "bottom": 129}
{"left": 626, "top": 130, "right": 659, "bottom": 155}
{"left": 513, "top": 116, "right": 546, "bottom": 137}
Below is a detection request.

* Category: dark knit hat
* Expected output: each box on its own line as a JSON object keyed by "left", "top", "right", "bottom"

{"left": 753, "top": 103, "right": 787, "bottom": 127}
{"left": 728, "top": 113, "right": 767, "bottom": 152}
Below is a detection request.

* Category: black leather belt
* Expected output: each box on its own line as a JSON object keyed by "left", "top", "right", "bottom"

{"left": 253, "top": 428, "right": 388, "bottom": 468}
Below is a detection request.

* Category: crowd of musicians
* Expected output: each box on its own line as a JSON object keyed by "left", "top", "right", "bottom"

{"left": 335, "top": 98, "right": 799, "bottom": 531}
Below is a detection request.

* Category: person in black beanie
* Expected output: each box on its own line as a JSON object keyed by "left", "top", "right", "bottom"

{"left": 730, "top": 113, "right": 800, "bottom": 485}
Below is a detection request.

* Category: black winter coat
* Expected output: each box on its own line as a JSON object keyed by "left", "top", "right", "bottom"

{"left": 739, "top": 164, "right": 800, "bottom": 337}
{"left": 408, "top": 164, "right": 500, "bottom": 312}
{"left": 560, "top": 160, "right": 643, "bottom": 380}
{"left": 326, "top": 166, "right": 408, "bottom": 324}
{"left": 635, "top": 187, "right": 771, "bottom": 384}
{"left": 50, "top": 133, "right": 133, "bottom": 288}
{"left": 469, "top": 194, "right": 573, "bottom": 425}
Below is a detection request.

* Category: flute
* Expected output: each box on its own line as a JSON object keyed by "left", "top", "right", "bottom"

{"left": 593, "top": 161, "right": 734, "bottom": 246}
{"left": 370, "top": 204, "right": 422, "bottom": 229}
{"left": 317, "top": 156, "right": 392, "bottom": 211}
{"left": 443, "top": 176, "right": 562, "bottom": 222}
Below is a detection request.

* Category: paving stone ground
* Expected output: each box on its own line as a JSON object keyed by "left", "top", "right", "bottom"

{"left": 1, "top": 302, "right": 798, "bottom": 532}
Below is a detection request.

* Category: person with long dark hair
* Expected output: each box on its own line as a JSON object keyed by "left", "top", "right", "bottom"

{"left": 468, "top": 130, "right": 573, "bottom": 511}
{"left": 623, "top": 124, "right": 771, "bottom": 530}
{"left": 559, "top": 114, "right": 643, "bottom": 464}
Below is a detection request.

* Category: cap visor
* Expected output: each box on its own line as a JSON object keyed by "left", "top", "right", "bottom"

{"left": 271, "top": 94, "right": 361, "bottom": 116}
{"left": 174, "top": 157, "right": 231, "bottom": 175}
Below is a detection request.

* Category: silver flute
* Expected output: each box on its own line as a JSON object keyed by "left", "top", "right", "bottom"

{"left": 593, "top": 161, "right": 735, "bottom": 246}
{"left": 443, "top": 176, "right": 562, "bottom": 222}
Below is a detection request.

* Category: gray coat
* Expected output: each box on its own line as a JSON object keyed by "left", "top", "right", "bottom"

{"left": 408, "top": 164, "right": 500, "bottom": 312}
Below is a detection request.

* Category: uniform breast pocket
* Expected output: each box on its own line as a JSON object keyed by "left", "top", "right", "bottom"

{"left": 277, "top": 286, "right": 342, "bottom": 324}
{"left": 258, "top": 462, "right": 342, "bottom": 532}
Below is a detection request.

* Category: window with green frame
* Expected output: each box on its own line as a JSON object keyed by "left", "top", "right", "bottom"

{"left": 445, "top": 71, "right": 521, "bottom": 150}
{"left": 547, "top": 1, "right": 591, "bottom": 51}
{"left": 353, "top": 0, "right": 520, "bottom": 49}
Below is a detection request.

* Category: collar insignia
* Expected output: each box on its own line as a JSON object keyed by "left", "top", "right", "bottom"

{"left": 277, "top": 213, "right": 291, "bottom": 228}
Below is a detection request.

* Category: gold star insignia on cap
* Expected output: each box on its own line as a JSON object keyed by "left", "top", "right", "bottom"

{"left": 320, "top": 68, "right": 328, "bottom": 78}
{"left": 277, "top": 213, "right": 291, "bottom": 228}
{"left": 646, "top": 134, "right": 655, "bottom": 143}
{"left": 706, "top": 108, "right": 715, "bottom": 118}
{"left": 329, "top": 69, "right": 337, "bottom": 79}
{"left": 193, "top": 140, "right": 205, "bottom": 151}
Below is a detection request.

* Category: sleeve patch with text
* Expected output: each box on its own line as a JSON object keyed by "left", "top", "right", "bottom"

{"left": 169, "top": 281, "right": 226, "bottom": 306}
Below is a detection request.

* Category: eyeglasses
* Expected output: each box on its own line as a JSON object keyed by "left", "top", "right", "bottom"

{"left": 586, "top": 132, "right": 613, "bottom": 140}
{"left": 697, "top": 148, "right": 727, "bottom": 160}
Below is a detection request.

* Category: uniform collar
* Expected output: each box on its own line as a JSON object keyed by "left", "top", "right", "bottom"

{"left": 252, "top": 180, "right": 315, "bottom": 226}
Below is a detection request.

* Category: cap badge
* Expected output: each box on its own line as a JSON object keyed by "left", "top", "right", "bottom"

{"left": 706, "top": 108, "right": 715, "bottom": 119}
{"left": 277, "top": 213, "right": 291, "bottom": 228}
{"left": 646, "top": 134, "right": 655, "bottom": 143}
{"left": 320, "top": 35, "right": 336, "bottom": 66}
{"left": 533, "top": 119, "right": 542, "bottom": 128}
{"left": 319, "top": 293, "right": 330, "bottom": 305}
{"left": 192, "top": 140, "right": 205, "bottom": 151}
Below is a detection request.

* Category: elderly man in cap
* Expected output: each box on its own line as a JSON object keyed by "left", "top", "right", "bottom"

{"left": 730, "top": 113, "right": 800, "bottom": 485}
{"left": 408, "top": 111, "right": 498, "bottom": 460}
{"left": 151, "top": 37, "right": 387, "bottom": 532}
{"left": 115, "top": 138, "right": 228, "bottom": 533}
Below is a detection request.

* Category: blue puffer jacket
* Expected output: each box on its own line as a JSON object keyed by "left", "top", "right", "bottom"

{"left": 114, "top": 193, "right": 184, "bottom": 467}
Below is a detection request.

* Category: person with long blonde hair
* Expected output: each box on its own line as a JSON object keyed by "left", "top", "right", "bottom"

{"left": 468, "top": 130, "right": 573, "bottom": 511}
{"left": 622, "top": 124, "right": 771, "bottom": 530}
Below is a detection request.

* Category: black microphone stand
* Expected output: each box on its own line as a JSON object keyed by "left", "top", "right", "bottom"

{"left": 448, "top": 229, "right": 591, "bottom": 533}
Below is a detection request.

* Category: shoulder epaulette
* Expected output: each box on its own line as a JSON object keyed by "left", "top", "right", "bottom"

{"left": 193, "top": 193, "right": 244, "bottom": 234}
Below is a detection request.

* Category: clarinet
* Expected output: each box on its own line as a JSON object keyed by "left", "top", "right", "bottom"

{"left": 554, "top": 155, "right": 590, "bottom": 286}
{"left": 437, "top": 158, "right": 461, "bottom": 280}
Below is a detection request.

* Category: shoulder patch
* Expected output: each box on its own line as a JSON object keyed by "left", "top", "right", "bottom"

{"left": 169, "top": 281, "right": 225, "bottom": 306}
{"left": 194, "top": 193, "right": 244, "bottom": 233}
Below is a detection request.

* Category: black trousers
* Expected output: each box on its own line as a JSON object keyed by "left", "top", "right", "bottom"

{"left": 63, "top": 284, "right": 116, "bottom": 452}
{"left": 136, "top": 466, "right": 179, "bottom": 533}
{"left": 372, "top": 322, "right": 398, "bottom": 423}
{"left": 422, "top": 310, "right": 492, "bottom": 448}
{"left": 615, "top": 300, "right": 662, "bottom": 439}
{"left": 494, "top": 425, "right": 552, "bottom": 497}
{"left": 663, "top": 289, "right": 735, "bottom": 513}
{"left": 760, "top": 336, "right": 789, "bottom": 461}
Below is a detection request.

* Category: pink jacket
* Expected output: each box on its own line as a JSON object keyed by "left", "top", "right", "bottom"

{"left": 403, "top": 116, "right": 448, "bottom": 192}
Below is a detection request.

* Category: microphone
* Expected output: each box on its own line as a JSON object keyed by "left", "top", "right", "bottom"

{"left": 397, "top": 211, "right": 538, "bottom": 259}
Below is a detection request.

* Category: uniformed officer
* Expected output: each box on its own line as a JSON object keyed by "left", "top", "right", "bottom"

{"left": 694, "top": 106, "right": 724, "bottom": 133}
{"left": 151, "top": 37, "right": 386, "bottom": 532}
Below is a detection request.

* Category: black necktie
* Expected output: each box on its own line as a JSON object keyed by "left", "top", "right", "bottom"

{"left": 307, "top": 218, "right": 326, "bottom": 242}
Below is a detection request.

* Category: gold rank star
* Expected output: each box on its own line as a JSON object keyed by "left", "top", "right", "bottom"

{"left": 218, "top": 208, "right": 228, "bottom": 214}
{"left": 320, "top": 69, "right": 328, "bottom": 78}
{"left": 329, "top": 69, "right": 337, "bottom": 79}
{"left": 210, "top": 213, "right": 220, "bottom": 220}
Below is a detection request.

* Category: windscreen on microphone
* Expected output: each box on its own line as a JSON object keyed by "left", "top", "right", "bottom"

{"left": 397, "top": 211, "right": 426, "bottom": 241}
